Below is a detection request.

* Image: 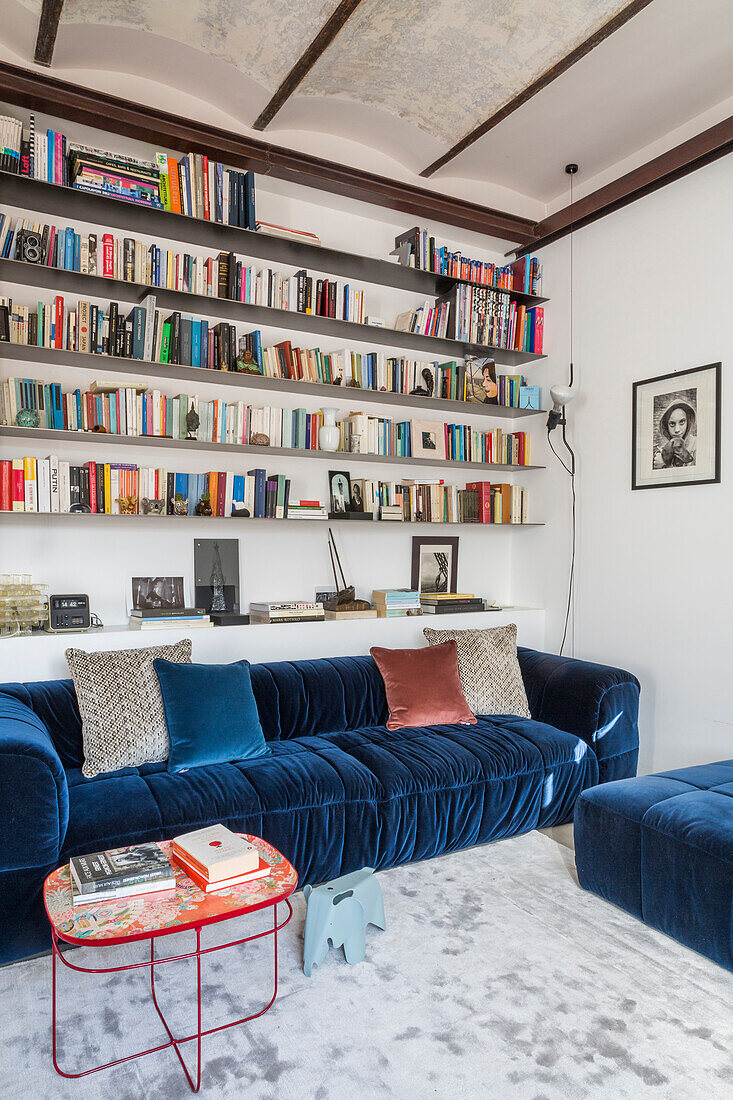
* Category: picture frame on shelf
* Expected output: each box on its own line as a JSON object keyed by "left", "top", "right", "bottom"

{"left": 328, "top": 470, "right": 352, "bottom": 514}
{"left": 467, "top": 357, "right": 499, "bottom": 404}
{"left": 632, "top": 363, "right": 721, "bottom": 490}
{"left": 131, "top": 576, "right": 184, "bottom": 612}
{"left": 411, "top": 420, "right": 447, "bottom": 461}
{"left": 349, "top": 479, "right": 365, "bottom": 513}
{"left": 411, "top": 536, "right": 459, "bottom": 594}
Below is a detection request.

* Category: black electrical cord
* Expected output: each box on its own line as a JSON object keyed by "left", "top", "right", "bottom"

{"left": 559, "top": 421, "right": 576, "bottom": 655}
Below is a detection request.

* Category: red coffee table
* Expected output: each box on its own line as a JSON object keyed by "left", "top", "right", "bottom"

{"left": 44, "top": 834, "right": 297, "bottom": 1092}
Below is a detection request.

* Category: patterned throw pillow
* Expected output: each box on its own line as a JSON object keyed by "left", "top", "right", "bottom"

{"left": 422, "top": 623, "right": 531, "bottom": 718}
{"left": 66, "top": 640, "right": 193, "bottom": 777}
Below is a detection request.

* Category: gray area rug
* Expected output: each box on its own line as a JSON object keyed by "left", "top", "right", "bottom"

{"left": 1, "top": 831, "right": 731, "bottom": 1100}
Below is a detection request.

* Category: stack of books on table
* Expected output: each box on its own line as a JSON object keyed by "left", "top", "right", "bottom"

{"left": 172, "top": 825, "right": 270, "bottom": 893}
{"left": 130, "top": 607, "right": 213, "bottom": 630}
{"left": 287, "top": 499, "right": 329, "bottom": 520}
{"left": 249, "top": 601, "right": 325, "bottom": 624}
{"left": 69, "top": 842, "right": 175, "bottom": 906}
{"left": 419, "top": 594, "right": 488, "bottom": 615}
{"left": 372, "top": 590, "right": 423, "bottom": 617}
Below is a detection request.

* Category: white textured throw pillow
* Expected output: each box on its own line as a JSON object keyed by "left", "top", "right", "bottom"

{"left": 66, "top": 640, "right": 193, "bottom": 777}
{"left": 423, "top": 623, "right": 531, "bottom": 718}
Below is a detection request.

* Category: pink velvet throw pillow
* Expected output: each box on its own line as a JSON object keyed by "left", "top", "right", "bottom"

{"left": 371, "top": 641, "right": 477, "bottom": 731}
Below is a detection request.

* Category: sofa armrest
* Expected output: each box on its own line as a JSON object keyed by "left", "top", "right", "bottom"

{"left": 517, "top": 648, "right": 640, "bottom": 782}
{"left": 0, "top": 690, "right": 69, "bottom": 870}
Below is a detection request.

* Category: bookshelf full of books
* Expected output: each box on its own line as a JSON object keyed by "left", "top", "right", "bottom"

{"left": 1, "top": 101, "right": 548, "bottom": 639}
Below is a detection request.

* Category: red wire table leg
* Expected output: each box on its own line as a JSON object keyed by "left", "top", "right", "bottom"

{"left": 150, "top": 927, "right": 202, "bottom": 1092}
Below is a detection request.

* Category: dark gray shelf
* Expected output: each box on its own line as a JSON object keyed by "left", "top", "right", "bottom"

{"left": 0, "top": 171, "right": 548, "bottom": 306}
{"left": 0, "top": 425, "right": 543, "bottom": 472}
{"left": 0, "top": 342, "right": 544, "bottom": 422}
{"left": 0, "top": 256, "right": 546, "bottom": 366}
{"left": 2, "top": 511, "right": 544, "bottom": 528}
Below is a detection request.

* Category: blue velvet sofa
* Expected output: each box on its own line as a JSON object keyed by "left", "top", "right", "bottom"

{"left": 0, "top": 647, "right": 640, "bottom": 964}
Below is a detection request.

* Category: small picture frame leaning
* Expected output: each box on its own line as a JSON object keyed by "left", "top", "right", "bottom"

{"left": 631, "top": 362, "right": 721, "bottom": 490}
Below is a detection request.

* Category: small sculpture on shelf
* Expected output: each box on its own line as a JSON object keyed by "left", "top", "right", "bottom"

{"left": 232, "top": 501, "right": 251, "bottom": 518}
{"left": 92, "top": 424, "right": 109, "bottom": 433}
{"left": 209, "top": 541, "right": 227, "bottom": 613}
{"left": 15, "top": 408, "right": 40, "bottom": 428}
{"left": 409, "top": 367, "right": 435, "bottom": 398}
{"left": 250, "top": 432, "right": 270, "bottom": 446}
{"left": 321, "top": 528, "right": 372, "bottom": 612}
{"left": 234, "top": 349, "right": 263, "bottom": 375}
{"left": 171, "top": 493, "right": 188, "bottom": 516}
{"left": 186, "top": 403, "right": 200, "bottom": 440}
{"left": 195, "top": 492, "right": 213, "bottom": 517}
{"left": 116, "top": 494, "right": 137, "bottom": 515}
{"left": 141, "top": 497, "right": 165, "bottom": 515}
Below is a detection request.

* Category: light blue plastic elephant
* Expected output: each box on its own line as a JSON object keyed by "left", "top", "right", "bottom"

{"left": 302, "top": 867, "right": 386, "bottom": 976}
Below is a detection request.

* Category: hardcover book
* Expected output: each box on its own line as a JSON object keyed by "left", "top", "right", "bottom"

{"left": 69, "top": 842, "right": 174, "bottom": 895}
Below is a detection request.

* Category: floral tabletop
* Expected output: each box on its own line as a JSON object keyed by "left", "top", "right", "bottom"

{"left": 44, "top": 835, "right": 297, "bottom": 946}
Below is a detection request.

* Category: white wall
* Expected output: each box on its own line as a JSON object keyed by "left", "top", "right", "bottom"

{"left": 524, "top": 156, "right": 733, "bottom": 773}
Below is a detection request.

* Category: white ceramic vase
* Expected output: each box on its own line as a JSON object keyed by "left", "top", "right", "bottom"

{"left": 319, "top": 407, "right": 340, "bottom": 451}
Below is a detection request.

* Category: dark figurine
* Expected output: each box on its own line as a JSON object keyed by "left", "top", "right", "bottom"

{"left": 409, "top": 367, "right": 435, "bottom": 398}
{"left": 232, "top": 502, "right": 251, "bottom": 517}
{"left": 195, "top": 493, "right": 213, "bottom": 516}
{"left": 186, "top": 402, "right": 200, "bottom": 440}
{"left": 235, "top": 350, "right": 262, "bottom": 375}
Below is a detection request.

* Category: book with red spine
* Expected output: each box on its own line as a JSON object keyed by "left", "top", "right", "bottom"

{"left": 534, "top": 307, "right": 544, "bottom": 354}
{"left": 465, "top": 480, "right": 493, "bottom": 524}
{"left": 216, "top": 471, "right": 226, "bottom": 517}
{"left": 54, "top": 295, "right": 64, "bottom": 349}
{"left": 0, "top": 460, "right": 11, "bottom": 511}
{"left": 202, "top": 155, "right": 210, "bottom": 220}
{"left": 172, "top": 849, "right": 271, "bottom": 893}
{"left": 85, "top": 460, "right": 98, "bottom": 512}
{"left": 11, "top": 459, "right": 24, "bottom": 511}
{"left": 102, "top": 234, "right": 114, "bottom": 277}
{"left": 167, "top": 157, "right": 182, "bottom": 214}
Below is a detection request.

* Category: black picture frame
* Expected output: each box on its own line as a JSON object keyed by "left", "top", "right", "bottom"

{"left": 632, "top": 362, "right": 721, "bottom": 490}
{"left": 328, "top": 470, "right": 352, "bottom": 514}
{"left": 411, "top": 536, "right": 459, "bottom": 594}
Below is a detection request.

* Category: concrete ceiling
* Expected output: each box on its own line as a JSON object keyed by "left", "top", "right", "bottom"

{"left": 6, "top": 0, "right": 733, "bottom": 209}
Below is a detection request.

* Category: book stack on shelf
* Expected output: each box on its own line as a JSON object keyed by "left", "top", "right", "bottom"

{"left": 69, "top": 842, "right": 176, "bottom": 907}
{"left": 391, "top": 226, "right": 543, "bottom": 296}
{"left": 419, "top": 594, "right": 489, "bottom": 615}
{"left": 288, "top": 499, "right": 328, "bottom": 519}
{"left": 130, "top": 606, "right": 212, "bottom": 631}
{"left": 249, "top": 601, "right": 325, "bottom": 625}
{"left": 171, "top": 826, "right": 270, "bottom": 893}
{"left": 372, "top": 590, "right": 422, "bottom": 618}
{"left": 439, "top": 286, "right": 544, "bottom": 354}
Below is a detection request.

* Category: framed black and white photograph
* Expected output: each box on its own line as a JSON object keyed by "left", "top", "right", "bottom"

{"left": 632, "top": 363, "right": 721, "bottom": 490}
{"left": 411, "top": 536, "right": 459, "bottom": 594}
{"left": 131, "top": 576, "right": 184, "bottom": 611}
{"left": 328, "top": 470, "right": 352, "bottom": 513}
{"left": 349, "top": 478, "right": 365, "bottom": 513}
{"left": 194, "top": 538, "right": 240, "bottom": 613}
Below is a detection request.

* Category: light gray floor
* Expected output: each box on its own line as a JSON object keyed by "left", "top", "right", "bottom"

{"left": 1, "top": 830, "right": 730, "bottom": 1100}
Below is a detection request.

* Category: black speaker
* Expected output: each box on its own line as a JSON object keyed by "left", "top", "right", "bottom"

{"left": 17, "top": 229, "right": 43, "bottom": 264}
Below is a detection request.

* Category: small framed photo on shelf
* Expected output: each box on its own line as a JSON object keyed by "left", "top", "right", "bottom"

{"left": 328, "top": 470, "right": 352, "bottom": 513}
{"left": 467, "top": 357, "right": 499, "bottom": 404}
{"left": 411, "top": 536, "right": 459, "bottom": 594}
{"left": 349, "top": 479, "right": 365, "bottom": 513}
{"left": 632, "top": 363, "right": 721, "bottom": 490}
{"left": 411, "top": 420, "right": 447, "bottom": 461}
{"left": 131, "top": 576, "right": 184, "bottom": 611}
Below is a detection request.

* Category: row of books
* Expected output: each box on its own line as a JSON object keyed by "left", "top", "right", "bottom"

{"left": 441, "top": 285, "right": 545, "bottom": 353}
{"left": 4, "top": 114, "right": 259, "bottom": 230}
{"left": 392, "top": 227, "right": 543, "bottom": 296}
{"left": 394, "top": 298, "right": 451, "bottom": 340}
{"left": 130, "top": 607, "right": 212, "bottom": 631}
{"left": 1, "top": 290, "right": 534, "bottom": 409}
{"left": 340, "top": 412, "right": 531, "bottom": 465}
{"left": 250, "top": 601, "right": 325, "bottom": 625}
{"left": 350, "top": 478, "right": 528, "bottom": 524}
{"left": 1, "top": 456, "right": 529, "bottom": 523}
{"left": 0, "top": 456, "right": 290, "bottom": 517}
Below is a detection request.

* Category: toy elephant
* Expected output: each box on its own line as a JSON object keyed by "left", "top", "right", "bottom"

{"left": 303, "top": 867, "right": 386, "bottom": 976}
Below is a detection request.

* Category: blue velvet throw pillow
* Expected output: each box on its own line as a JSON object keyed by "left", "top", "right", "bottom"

{"left": 153, "top": 658, "right": 267, "bottom": 773}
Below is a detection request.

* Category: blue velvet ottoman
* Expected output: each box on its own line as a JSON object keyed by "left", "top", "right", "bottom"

{"left": 575, "top": 761, "right": 733, "bottom": 971}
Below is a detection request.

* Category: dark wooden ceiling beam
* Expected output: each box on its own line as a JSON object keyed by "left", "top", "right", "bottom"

{"left": 253, "top": 0, "right": 365, "bottom": 131}
{"left": 33, "top": 0, "right": 65, "bottom": 67}
{"left": 421, "top": 0, "right": 655, "bottom": 178}
{"left": 517, "top": 114, "right": 733, "bottom": 255}
{"left": 0, "top": 61, "right": 537, "bottom": 244}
